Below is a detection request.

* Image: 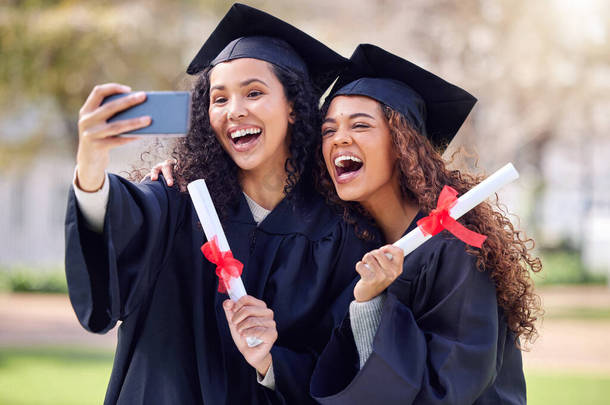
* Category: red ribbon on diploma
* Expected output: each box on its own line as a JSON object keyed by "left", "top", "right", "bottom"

{"left": 417, "top": 186, "right": 487, "bottom": 248}
{"left": 201, "top": 236, "right": 243, "bottom": 293}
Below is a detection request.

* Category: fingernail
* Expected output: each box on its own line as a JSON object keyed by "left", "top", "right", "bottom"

{"left": 122, "top": 85, "right": 132, "bottom": 92}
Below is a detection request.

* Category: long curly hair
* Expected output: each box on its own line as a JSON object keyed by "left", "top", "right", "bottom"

{"left": 315, "top": 103, "right": 542, "bottom": 346}
{"left": 172, "top": 62, "right": 320, "bottom": 218}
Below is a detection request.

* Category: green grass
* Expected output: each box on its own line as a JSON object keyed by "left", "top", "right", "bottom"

{"left": 545, "top": 307, "right": 610, "bottom": 320}
{"left": 0, "top": 347, "right": 113, "bottom": 405}
{"left": 527, "top": 370, "right": 610, "bottom": 405}
{"left": 1, "top": 347, "right": 610, "bottom": 405}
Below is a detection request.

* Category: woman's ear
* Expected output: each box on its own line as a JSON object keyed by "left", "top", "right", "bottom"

{"left": 288, "top": 102, "right": 296, "bottom": 124}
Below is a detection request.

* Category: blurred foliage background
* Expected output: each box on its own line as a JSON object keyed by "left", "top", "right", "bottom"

{"left": 1, "top": 0, "right": 609, "bottom": 275}
{"left": 0, "top": 0, "right": 609, "bottom": 404}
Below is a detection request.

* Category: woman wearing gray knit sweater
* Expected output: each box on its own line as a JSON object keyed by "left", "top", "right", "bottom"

{"left": 310, "top": 44, "right": 541, "bottom": 404}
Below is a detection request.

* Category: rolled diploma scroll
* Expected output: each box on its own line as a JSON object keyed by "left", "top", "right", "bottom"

{"left": 393, "top": 162, "right": 520, "bottom": 255}
{"left": 188, "top": 179, "right": 263, "bottom": 347}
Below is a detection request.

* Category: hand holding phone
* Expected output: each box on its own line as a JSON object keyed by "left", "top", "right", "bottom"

{"left": 103, "top": 91, "right": 191, "bottom": 137}
{"left": 76, "top": 84, "right": 151, "bottom": 191}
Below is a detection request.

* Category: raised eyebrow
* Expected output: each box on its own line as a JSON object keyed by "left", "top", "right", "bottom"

{"left": 349, "top": 112, "right": 375, "bottom": 120}
{"left": 210, "top": 78, "right": 268, "bottom": 93}
{"left": 240, "top": 78, "right": 269, "bottom": 88}
{"left": 323, "top": 112, "right": 375, "bottom": 124}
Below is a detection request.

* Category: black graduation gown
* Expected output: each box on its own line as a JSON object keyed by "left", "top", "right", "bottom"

{"left": 64, "top": 174, "right": 377, "bottom": 405}
{"left": 311, "top": 213, "right": 526, "bottom": 404}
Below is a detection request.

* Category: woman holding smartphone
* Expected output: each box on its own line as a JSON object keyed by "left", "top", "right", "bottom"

{"left": 308, "top": 44, "right": 541, "bottom": 404}
{"left": 66, "top": 4, "right": 376, "bottom": 405}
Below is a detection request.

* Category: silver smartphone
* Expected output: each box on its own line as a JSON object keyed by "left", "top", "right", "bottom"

{"left": 103, "top": 91, "right": 191, "bottom": 137}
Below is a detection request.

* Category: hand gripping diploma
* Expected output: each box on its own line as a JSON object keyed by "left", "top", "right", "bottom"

{"left": 189, "top": 179, "right": 282, "bottom": 380}
{"left": 354, "top": 163, "right": 518, "bottom": 301}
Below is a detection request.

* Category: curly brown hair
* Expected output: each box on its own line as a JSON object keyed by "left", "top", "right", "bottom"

{"left": 316, "top": 103, "right": 542, "bottom": 347}
{"left": 171, "top": 63, "right": 321, "bottom": 218}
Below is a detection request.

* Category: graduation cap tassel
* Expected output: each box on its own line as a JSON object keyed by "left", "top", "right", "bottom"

{"left": 417, "top": 186, "right": 487, "bottom": 248}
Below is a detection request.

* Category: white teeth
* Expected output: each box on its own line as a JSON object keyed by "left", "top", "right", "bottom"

{"left": 230, "top": 128, "right": 261, "bottom": 139}
{"left": 334, "top": 155, "right": 363, "bottom": 167}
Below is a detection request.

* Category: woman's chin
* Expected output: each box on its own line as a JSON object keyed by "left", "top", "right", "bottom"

{"left": 230, "top": 151, "right": 265, "bottom": 172}
{"left": 335, "top": 184, "right": 365, "bottom": 203}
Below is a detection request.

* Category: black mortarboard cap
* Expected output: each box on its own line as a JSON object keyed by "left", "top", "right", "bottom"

{"left": 187, "top": 3, "right": 347, "bottom": 97}
{"left": 327, "top": 44, "right": 477, "bottom": 149}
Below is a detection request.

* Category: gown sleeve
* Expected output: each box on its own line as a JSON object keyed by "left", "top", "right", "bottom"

{"left": 311, "top": 236, "right": 502, "bottom": 404}
{"left": 266, "top": 221, "right": 368, "bottom": 405}
{"left": 64, "top": 174, "right": 183, "bottom": 334}
{"left": 72, "top": 170, "right": 110, "bottom": 233}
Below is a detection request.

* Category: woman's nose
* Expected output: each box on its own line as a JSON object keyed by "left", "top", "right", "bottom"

{"left": 332, "top": 129, "right": 352, "bottom": 146}
{"left": 227, "top": 97, "right": 247, "bottom": 121}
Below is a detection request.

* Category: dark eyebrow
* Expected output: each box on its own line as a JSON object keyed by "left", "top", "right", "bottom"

{"left": 210, "top": 78, "right": 269, "bottom": 93}
{"left": 323, "top": 112, "right": 375, "bottom": 124}
{"left": 240, "top": 78, "right": 269, "bottom": 88}
{"left": 349, "top": 112, "right": 375, "bottom": 120}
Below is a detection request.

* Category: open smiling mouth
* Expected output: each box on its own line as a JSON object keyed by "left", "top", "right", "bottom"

{"left": 334, "top": 155, "right": 363, "bottom": 181}
{"left": 229, "top": 127, "right": 262, "bottom": 146}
